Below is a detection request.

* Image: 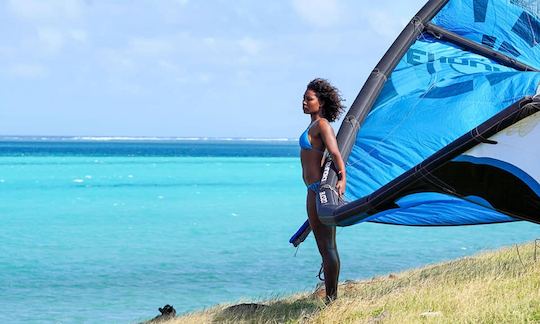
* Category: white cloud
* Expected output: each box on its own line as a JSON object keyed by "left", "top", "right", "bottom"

{"left": 237, "top": 37, "right": 264, "bottom": 56}
{"left": 37, "top": 27, "right": 65, "bottom": 54}
{"left": 197, "top": 73, "right": 213, "bottom": 83}
{"left": 173, "top": 0, "right": 189, "bottom": 5}
{"left": 106, "top": 77, "right": 143, "bottom": 95}
{"left": 95, "top": 31, "right": 273, "bottom": 87}
{"left": 203, "top": 37, "right": 216, "bottom": 48}
{"left": 128, "top": 37, "right": 175, "bottom": 57}
{"left": 234, "top": 69, "right": 255, "bottom": 86}
{"left": 353, "top": 1, "right": 425, "bottom": 40}
{"left": 8, "top": 63, "right": 48, "bottom": 79}
{"left": 19, "top": 27, "right": 88, "bottom": 58}
{"left": 8, "top": 0, "right": 84, "bottom": 21}
{"left": 292, "top": 0, "right": 341, "bottom": 27}
{"left": 68, "top": 29, "right": 88, "bottom": 43}
{"left": 362, "top": 9, "right": 412, "bottom": 40}
{"left": 0, "top": 46, "right": 16, "bottom": 58}
{"left": 158, "top": 60, "right": 180, "bottom": 72}
{"left": 96, "top": 36, "right": 177, "bottom": 76}
{"left": 6, "top": 0, "right": 89, "bottom": 57}
{"left": 98, "top": 48, "right": 137, "bottom": 74}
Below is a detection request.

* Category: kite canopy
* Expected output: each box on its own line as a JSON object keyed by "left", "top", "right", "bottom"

{"left": 291, "top": 0, "right": 540, "bottom": 246}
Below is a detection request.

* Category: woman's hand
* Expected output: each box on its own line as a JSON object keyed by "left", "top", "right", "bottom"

{"left": 335, "top": 179, "right": 346, "bottom": 197}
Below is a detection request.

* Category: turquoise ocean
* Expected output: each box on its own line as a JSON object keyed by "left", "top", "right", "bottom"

{"left": 1, "top": 138, "right": 539, "bottom": 323}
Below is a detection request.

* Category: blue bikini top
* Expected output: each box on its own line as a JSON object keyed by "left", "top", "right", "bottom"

{"left": 299, "top": 119, "right": 323, "bottom": 152}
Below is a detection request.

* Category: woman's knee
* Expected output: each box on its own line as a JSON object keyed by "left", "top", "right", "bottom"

{"left": 314, "top": 234, "right": 338, "bottom": 258}
{"left": 321, "top": 240, "right": 339, "bottom": 257}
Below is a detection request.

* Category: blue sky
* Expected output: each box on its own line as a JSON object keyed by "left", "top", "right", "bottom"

{"left": 0, "top": 0, "right": 426, "bottom": 138}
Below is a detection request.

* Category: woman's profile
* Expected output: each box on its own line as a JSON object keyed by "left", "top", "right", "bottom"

{"left": 300, "top": 78, "right": 346, "bottom": 303}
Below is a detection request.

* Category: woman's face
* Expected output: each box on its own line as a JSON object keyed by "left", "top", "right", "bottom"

{"left": 303, "top": 89, "right": 322, "bottom": 115}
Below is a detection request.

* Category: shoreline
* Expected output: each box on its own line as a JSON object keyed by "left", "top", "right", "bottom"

{"left": 150, "top": 241, "right": 540, "bottom": 323}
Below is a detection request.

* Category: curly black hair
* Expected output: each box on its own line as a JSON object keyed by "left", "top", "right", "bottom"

{"left": 307, "top": 78, "right": 346, "bottom": 122}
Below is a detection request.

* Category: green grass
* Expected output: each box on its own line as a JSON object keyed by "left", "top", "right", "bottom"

{"left": 154, "top": 241, "right": 540, "bottom": 323}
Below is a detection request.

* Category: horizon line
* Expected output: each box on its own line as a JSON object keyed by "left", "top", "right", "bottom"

{"left": 0, "top": 135, "right": 297, "bottom": 142}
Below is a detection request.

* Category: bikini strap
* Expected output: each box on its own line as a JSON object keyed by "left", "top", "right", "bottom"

{"left": 308, "top": 119, "right": 325, "bottom": 153}
{"left": 307, "top": 119, "right": 320, "bottom": 130}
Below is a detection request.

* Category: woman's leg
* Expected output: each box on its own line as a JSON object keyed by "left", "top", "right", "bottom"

{"left": 306, "top": 190, "right": 340, "bottom": 301}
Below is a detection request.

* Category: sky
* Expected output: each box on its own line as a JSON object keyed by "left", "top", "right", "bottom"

{"left": 0, "top": 0, "right": 427, "bottom": 138}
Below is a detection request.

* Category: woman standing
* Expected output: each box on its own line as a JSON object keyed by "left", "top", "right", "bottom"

{"left": 300, "top": 78, "right": 346, "bottom": 302}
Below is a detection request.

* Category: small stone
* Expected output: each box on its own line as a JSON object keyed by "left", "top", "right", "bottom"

{"left": 420, "top": 311, "right": 442, "bottom": 317}
{"left": 369, "top": 310, "right": 389, "bottom": 324}
{"left": 312, "top": 284, "right": 326, "bottom": 299}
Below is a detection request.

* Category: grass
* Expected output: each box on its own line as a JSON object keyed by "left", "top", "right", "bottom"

{"left": 150, "top": 241, "right": 540, "bottom": 323}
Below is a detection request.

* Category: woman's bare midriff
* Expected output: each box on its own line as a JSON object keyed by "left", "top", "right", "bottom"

{"left": 301, "top": 149, "right": 324, "bottom": 185}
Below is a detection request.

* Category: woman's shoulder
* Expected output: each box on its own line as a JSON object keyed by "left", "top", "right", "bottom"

{"left": 317, "top": 118, "right": 331, "bottom": 129}
{"left": 316, "top": 118, "right": 336, "bottom": 137}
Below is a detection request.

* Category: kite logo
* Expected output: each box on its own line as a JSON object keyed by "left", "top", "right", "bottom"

{"left": 510, "top": 0, "right": 540, "bottom": 15}
{"left": 481, "top": 35, "right": 522, "bottom": 57}
{"left": 319, "top": 191, "right": 328, "bottom": 204}
{"left": 473, "top": 0, "right": 489, "bottom": 22}
{"left": 407, "top": 48, "right": 501, "bottom": 74}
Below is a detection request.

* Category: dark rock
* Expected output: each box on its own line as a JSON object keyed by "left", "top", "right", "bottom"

{"left": 147, "top": 304, "right": 176, "bottom": 323}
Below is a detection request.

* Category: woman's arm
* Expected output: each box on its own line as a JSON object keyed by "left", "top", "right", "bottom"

{"left": 319, "top": 120, "right": 346, "bottom": 196}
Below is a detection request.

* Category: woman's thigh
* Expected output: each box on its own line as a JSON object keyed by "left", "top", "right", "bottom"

{"left": 306, "top": 191, "right": 335, "bottom": 247}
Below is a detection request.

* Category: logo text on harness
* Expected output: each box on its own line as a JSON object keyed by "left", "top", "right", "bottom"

{"left": 319, "top": 191, "right": 328, "bottom": 204}
{"left": 321, "top": 161, "right": 331, "bottom": 182}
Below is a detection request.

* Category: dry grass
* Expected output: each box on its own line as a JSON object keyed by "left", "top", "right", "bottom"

{"left": 149, "top": 241, "right": 540, "bottom": 323}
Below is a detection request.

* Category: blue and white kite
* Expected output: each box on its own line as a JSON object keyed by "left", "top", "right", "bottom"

{"left": 292, "top": 0, "right": 540, "bottom": 246}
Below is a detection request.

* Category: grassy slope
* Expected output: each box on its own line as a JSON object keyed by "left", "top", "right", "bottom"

{"left": 159, "top": 241, "right": 540, "bottom": 323}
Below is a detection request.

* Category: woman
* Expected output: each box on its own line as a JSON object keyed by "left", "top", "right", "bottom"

{"left": 300, "top": 78, "right": 346, "bottom": 303}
